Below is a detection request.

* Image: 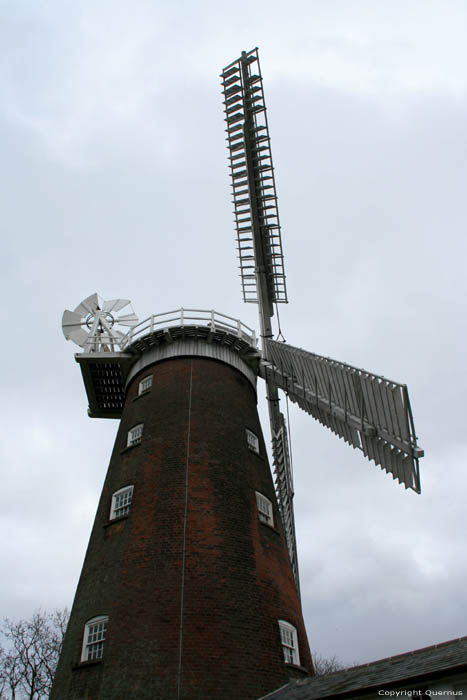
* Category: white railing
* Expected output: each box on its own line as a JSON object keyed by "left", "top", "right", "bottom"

{"left": 119, "top": 308, "right": 257, "bottom": 350}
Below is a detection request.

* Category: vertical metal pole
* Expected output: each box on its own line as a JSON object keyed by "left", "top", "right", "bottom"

{"left": 240, "top": 51, "right": 281, "bottom": 426}
{"left": 240, "top": 52, "right": 300, "bottom": 592}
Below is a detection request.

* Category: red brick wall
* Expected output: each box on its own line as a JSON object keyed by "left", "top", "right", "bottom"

{"left": 51, "top": 355, "right": 312, "bottom": 700}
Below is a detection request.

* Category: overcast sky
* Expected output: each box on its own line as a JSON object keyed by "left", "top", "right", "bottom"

{"left": 1, "top": 0, "right": 466, "bottom": 669}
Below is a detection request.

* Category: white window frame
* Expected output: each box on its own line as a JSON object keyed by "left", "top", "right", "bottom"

{"left": 255, "top": 491, "right": 274, "bottom": 527}
{"left": 246, "top": 428, "right": 260, "bottom": 454}
{"left": 278, "top": 620, "right": 300, "bottom": 666}
{"left": 127, "top": 423, "right": 143, "bottom": 447}
{"left": 81, "top": 616, "right": 108, "bottom": 662}
{"left": 110, "top": 485, "right": 134, "bottom": 520}
{"left": 138, "top": 374, "right": 153, "bottom": 395}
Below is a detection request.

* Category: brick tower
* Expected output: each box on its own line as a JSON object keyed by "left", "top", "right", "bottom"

{"left": 53, "top": 306, "right": 312, "bottom": 700}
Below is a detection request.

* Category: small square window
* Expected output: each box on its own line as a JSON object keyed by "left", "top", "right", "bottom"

{"left": 278, "top": 620, "right": 300, "bottom": 666}
{"left": 127, "top": 424, "right": 143, "bottom": 447}
{"left": 255, "top": 492, "right": 274, "bottom": 527}
{"left": 246, "top": 428, "right": 259, "bottom": 454}
{"left": 81, "top": 616, "right": 108, "bottom": 662}
{"left": 138, "top": 375, "right": 152, "bottom": 395}
{"left": 110, "top": 486, "right": 134, "bottom": 520}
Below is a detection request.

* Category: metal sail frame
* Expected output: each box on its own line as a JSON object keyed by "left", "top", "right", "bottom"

{"left": 221, "top": 49, "right": 300, "bottom": 588}
{"left": 263, "top": 339, "right": 422, "bottom": 493}
{"left": 221, "top": 48, "right": 287, "bottom": 307}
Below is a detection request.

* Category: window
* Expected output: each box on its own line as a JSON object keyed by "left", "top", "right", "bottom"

{"left": 81, "top": 616, "right": 108, "bottom": 662}
{"left": 255, "top": 491, "right": 274, "bottom": 527}
{"left": 138, "top": 375, "right": 152, "bottom": 395}
{"left": 278, "top": 620, "right": 300, "bottom": 666}
{"left": 110, "top": 485, "right": 134, "bottom": 520}
{"left": 246, "top": 428, "right": 259, "bottom": 454}
{"left": 127, "top": 423, "right": 143, "bottom": 447}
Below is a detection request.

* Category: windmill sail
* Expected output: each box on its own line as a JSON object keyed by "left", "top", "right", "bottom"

{"left": 263, "top": 339, "right": 423, "bottom": 493}
{"left": 272, "top": 413, "right": 299, "bottom": 588}
{"left": 221, "top": 48, "right": 287, "bottom": 306}
{"left": 222, "top": 49, "right": 299, "bottom": 588}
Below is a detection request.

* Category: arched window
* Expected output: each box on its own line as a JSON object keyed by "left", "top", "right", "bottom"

{"left": 81, "top": 616, "right": 108, "bottom": 662}
{"left": 278, "top": 620, "right": 300, "bottom": 666}
{"left": 255, "top": 492, "right": 274, "bottom": 527}
{"left": 127, "top": 423, "right": 143, "bottom": 447}
{"left": 138, "top": 375, "right": 153, "bottom": 395}
{"left": 246, "top": 428, "right": 259, "bottom": 454}
{"left": 110, "top": 485, "right": 134, "bottom": 520}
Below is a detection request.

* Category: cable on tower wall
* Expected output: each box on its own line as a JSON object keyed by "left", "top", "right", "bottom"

{"left": 177, "top": 360, "right": 194, "bottom": 700}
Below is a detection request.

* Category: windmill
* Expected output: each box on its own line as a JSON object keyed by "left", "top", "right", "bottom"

{"left": 51, "top": 48, "right": 423, "bottom": 700}
{"left": 221, "top": 47, "right": 423, "bottom": 588}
